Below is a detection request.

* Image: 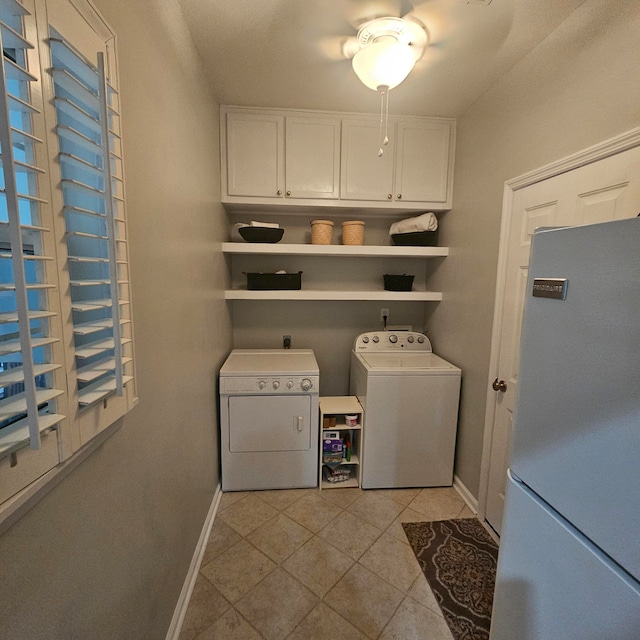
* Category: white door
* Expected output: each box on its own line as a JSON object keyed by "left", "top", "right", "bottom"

{"left": 484, "top": 142, "right": 640, "bottom": 534}
{"left": 228, "top": 395, "right": 311, "bottom": 452}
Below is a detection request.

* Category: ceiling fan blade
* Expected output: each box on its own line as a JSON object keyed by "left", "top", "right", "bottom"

{"left": 317, "top": 34, "right": 360, "bottom": 60}
{"left": 344, "top": 0, "right": 404, "bottom": 28}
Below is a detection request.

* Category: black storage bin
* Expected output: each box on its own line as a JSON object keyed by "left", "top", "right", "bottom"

{"left": 244, "top": 271, "right": 302, "bottom": 290}
{"left": 391, "top": 228, "right": 439, "bottom": 246}
{"left": 383, "top": 274, "right": 414, "bottom": 291}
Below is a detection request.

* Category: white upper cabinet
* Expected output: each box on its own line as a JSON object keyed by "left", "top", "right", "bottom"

{"left": 225, "top": 111, "right": 284, "bottom": 198}
{"left": 340, "top": 118, "right": 454, "bottom": 205}
{"left": 394, "top": 120, "right": 453, "bottom": 204}
{"left": 340, "top": 118, "right": 395, "bottom": 202}
{"left": 223, "top": 109, "right": 340, "bottom": 201}
{"left": 285, "top": 116, "right": 341, "bottom": 199}
{"left": 221, "top": 106, "right": 455, "bottom": 212}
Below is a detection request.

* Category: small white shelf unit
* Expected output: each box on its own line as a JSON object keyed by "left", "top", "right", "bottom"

{"left": 222, "top": 242, "right": 448, "bottom": 301}
{"left": 319, "top": 396, "right": 364, "bottom": 490}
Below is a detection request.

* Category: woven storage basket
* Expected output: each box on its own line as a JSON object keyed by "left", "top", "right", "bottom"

{"left": 311, "top": 219, "right": 334, "bottom": 245}
{"left": 342, "top": 220, "right": 365, "bottom": 245}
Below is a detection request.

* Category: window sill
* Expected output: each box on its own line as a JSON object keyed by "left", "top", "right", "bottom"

{"left": 0, "top": 396, "right": 138, "bottom": 535}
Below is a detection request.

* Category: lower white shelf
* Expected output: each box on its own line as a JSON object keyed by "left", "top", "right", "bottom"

{"left": 225, "top": 289, "right": 442, "bottom": 301}
{"left": 321, "top": 473, "right": 360, "bottom": 490}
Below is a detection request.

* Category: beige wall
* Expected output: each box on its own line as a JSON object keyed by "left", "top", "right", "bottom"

{"left": 429, "top": 0, "right": 640, "bottom": 497}
{"left": 0, "top": 1, "right": 231, "bottom": 638}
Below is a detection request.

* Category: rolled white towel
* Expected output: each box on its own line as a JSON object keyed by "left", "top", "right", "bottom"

{"left": 389, "top": 212, "right": 438, "bottom": 235}
{"left": 250, "top": 220, "right": 280, "bottom": 228}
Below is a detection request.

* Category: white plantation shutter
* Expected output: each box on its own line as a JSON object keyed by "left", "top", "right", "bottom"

{"left": 0, "top": 0, "right": 136, "bottom": 515}
{"left": 0, "top": 0, "right": 65, "bottom": 464}
{"left": 48, "top": 30, "right": 133, "bottom": 409}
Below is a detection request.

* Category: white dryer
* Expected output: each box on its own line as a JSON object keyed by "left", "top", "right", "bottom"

{"left": 219, "top": 349, "right": 319, "bottom": 491}
{"left": 350, "top": 332, "right": 461, "bottom": 489}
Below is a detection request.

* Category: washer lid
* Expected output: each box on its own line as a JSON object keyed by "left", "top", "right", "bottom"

{"left": 220, "top": 349, "right": 319, "bottom": 376}
{"left": 358, "top": 352, "right": 459, "bottom": 373}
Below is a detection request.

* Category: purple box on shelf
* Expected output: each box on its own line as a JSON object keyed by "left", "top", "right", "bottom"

{"left": 323, "top": 436, "right": 343, "bottom": 454}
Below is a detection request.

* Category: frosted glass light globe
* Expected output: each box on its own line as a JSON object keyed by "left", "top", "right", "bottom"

{"left": 352, "top": 36, "right": 416, "bottom": 91}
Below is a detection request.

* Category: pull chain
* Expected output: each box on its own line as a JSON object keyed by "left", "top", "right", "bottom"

{"left": 377, "top": 85, "right": 390, "bottom": 157}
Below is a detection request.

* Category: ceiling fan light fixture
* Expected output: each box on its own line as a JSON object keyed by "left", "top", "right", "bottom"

{"left": 351, "top": 16, "right": 428, "bottom": 92}
{"left": 348, "top": 16, "right": 428, "bottom": 157}
{"left": 351, "top": 36, "right": 416, "bottom": 91}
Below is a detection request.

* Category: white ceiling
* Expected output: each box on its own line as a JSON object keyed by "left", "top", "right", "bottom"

{"left": 177, "top": 0, "right": 587, "bottom": 118}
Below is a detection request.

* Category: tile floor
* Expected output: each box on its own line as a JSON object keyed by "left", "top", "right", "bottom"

{"left": 179, "top": 486, "right": 476, "bottom": 640}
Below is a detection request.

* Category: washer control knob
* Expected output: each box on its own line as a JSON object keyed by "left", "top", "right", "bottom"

{"left": 258, "top": 380, "right": 266, "bottom": 389}
{"left": 372, "top": 336, "right": 379, "bottom": 343}
{"left": 287, "top": 380, "right": 294, "bottom": 389}
{"left": 389, "top": 334, "right": 398, "bottom": 344}
{"left": 417, "top": 336, "right": 425, "bottom": 343}
{"left": 272, "top": 380, "right": 280, "bottom": 389}
{"left": 300, "top": 378, "right": 312, "bottom": 391}
{"left": 362, "top": 336, "right": 369, "bottom": 343}
{"left": 407, "top": 335, "right": 414, "bottom": 343}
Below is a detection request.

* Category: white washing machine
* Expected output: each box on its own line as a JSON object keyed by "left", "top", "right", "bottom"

{"left": 350, "top": 331, "right": 461, "bottom": 489}
{"left": 219, "top": 349, "right": 319, "bottom": 491}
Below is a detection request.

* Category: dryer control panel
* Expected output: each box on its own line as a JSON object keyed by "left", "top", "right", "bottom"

{"left": 353, "top": 331, "right": 432, "bottom": 353}
{"left": 220, "top": 375, "right": 319, "bottom": 395}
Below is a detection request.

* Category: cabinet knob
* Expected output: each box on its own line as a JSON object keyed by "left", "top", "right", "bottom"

{"left": 397, "top": 194, "right": 402, "bottom": 199}
{"left": 387, "top": 193, "right": 392, "bottom": 200}
{"left": 276, "top": 189, "right": 282, "bottom": 196}
{"left": 286, "top": 190, "right": 291, "bottom": 196}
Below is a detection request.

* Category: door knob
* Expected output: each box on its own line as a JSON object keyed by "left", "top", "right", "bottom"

{"left": 492, "top": 378, "right": 507, "bottom": 392}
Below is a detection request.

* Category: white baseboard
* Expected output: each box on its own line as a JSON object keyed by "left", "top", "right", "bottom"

{"left": 165, "top": 483, "right": 222, "bottom": 640}
{"left": 453, "top": 474, "right": 478, "bottom": 514}
{"left": 453, "top": 475, "right": 499, "bottom": 544}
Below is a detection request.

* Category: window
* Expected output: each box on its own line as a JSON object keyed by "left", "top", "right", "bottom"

{"left": 0, "top": 0, "right": 136, "bottom": 513}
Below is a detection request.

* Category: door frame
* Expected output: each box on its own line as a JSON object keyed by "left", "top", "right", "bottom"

{"left": 477, "top": 126, "right": 640, "bottom": 526}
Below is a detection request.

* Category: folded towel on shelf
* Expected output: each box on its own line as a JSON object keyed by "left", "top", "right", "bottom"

{"left": 250, "top": 220, "right": 280, "bottom": 228}
{"left": 389, "top": 212, "right": 438, "bottom": 235}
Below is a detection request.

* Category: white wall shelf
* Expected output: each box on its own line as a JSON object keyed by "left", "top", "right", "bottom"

{"left": 225, "top": 289, "right": 442, "bottom": 301}
{"left": 222, "top": 242, "right": 449, "bottom": 258}
{"left": 223, "top": 242, "right": 447, "bottom": 301}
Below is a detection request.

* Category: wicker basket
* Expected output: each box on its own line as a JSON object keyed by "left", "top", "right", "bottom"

{"left": 341, "top": 220, "right": 365, "bottom": 245}
{"left": 311, "top": 219, "right": 334, "bottom": 245}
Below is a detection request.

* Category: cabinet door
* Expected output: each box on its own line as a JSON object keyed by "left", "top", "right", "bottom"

{"left": 340, "top": 119, "right": 394, "bottom": 201}
{"left": 395, "top": 121, "right": 453, "bottom": 204}
{"left": 286, "top": 117, "right": 340, "bottom": 199}
{"left": 225, "top": 111, "right": 284, "bottom": 198}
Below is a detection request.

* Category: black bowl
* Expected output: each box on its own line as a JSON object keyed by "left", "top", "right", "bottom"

{"left": 391, "top": 229, "right": 438, "bottom": 246}
{"left": 238, "top": 226, "right": 284, "bottom": 243}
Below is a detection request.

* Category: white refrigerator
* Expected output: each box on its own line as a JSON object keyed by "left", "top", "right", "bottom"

{"left": 490, "top": 218, "right": 640, "bottom": 639}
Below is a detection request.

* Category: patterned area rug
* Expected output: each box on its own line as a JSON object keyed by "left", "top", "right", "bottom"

{"left": 403, "top": 518, "right": 499, "bottom": 640}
